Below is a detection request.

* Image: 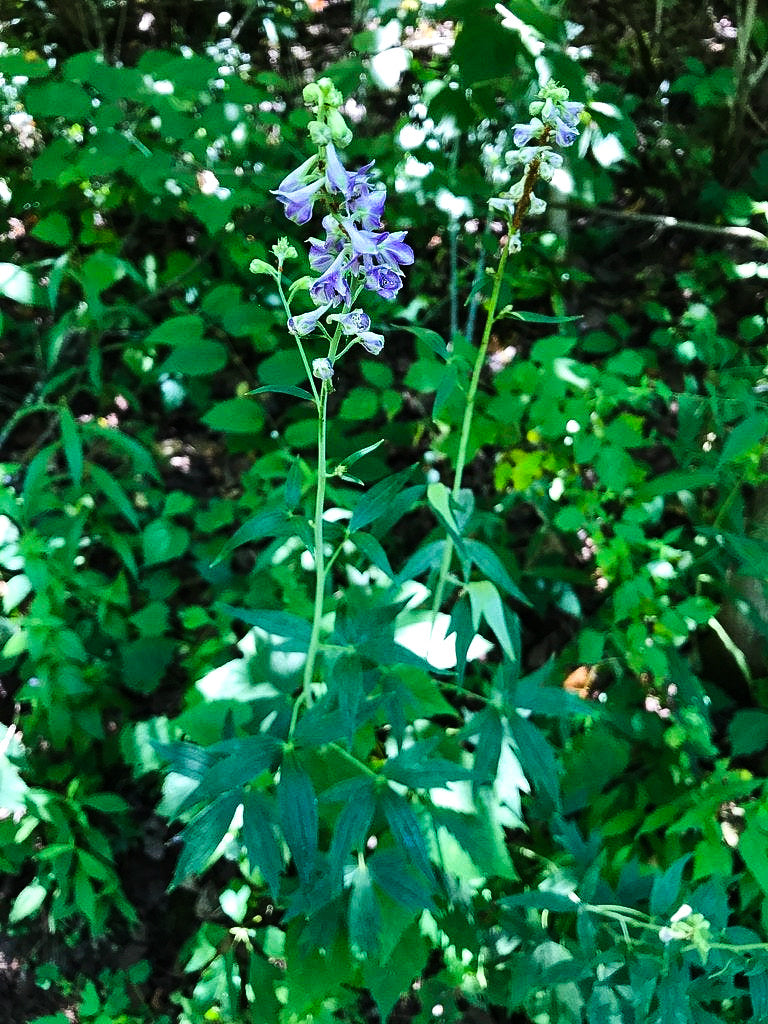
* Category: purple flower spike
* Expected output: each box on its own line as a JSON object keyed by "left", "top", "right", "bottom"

{"left": 359, "top": 331, "right": 384, "bottom": 355}
{"left": 310, "top": 249, "right": 352, "bottom": 306}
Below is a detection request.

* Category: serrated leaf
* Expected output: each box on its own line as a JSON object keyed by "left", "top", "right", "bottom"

{"left": 328, "top": 784, "right": 376, "bottom": 893}
{"left": 212, "top": 507, "right": 292, "bottom": 565}
{"left": 650, "top": 854, "right": 691, "bottom": 916}
{"left": 349, "top": 862, "right": 380, "bottom": 955}
{"left": 179, "top": 735, "right": 281, "bottom": 812}
{"left": 277, "top": 751, "right": 318, "bottom": 888}
{"left": 349, "top": 466, "right": 416, "bottom": 533}
{"left": 463, "top": 539, "right": 531, "bottom": 607}
{"left": 382, "top": 738, "right": 472, "bottom": 789}
{"left": 242, "top": 791, "right": 284, "bottom": 900}
{"left": 218, "top": 605, "right": 312, "bottom": 644}
{"left": 381, "top": 790, "right": 434, "bottom": 882}
{"left": 368, "top": 850, "right": 437, "bottom": 912}
{"left": 171, "top": 791, "right": 242, "bottom": 887}
{"left": 508, "top": 714, "right": 561, "bottom": 808}
{"left": 466, "top": 580, "right": 518, "bottom": 662}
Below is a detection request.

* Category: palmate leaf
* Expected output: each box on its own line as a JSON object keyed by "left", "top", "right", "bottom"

{"left": 507, "top": 713, "right": 561, "bottom": 809}
{"left": 349, "top": 465, "right": 417, "bottom": 533}
{"left": 170, "top": 790, "right": 242, "bottom": 888}
{"left": 328, "top": 782, "right": 376, "bottom": 894}
{"left": 277, "top": 750, "right": 318, "bottom": 888}
{"left": 380, "top": 789, "right": 435, "bottom": 883}
{"left": 382, "top": 737, "right": 472, "bottom": 790}
{"left": 177, "top": 734, "right": 281, "bottom": 813}
{"left": 212, "top": 506, "right": 293, "bottom": 564}
{"left": 348, "top": 862, "right": 381, "bottom": 956}
{"left": 242, "top": 790, "right": 284, "bottom": 900}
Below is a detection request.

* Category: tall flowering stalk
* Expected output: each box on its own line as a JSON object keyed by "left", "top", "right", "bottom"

{"left": 254, "top": 79, "right": 413, "bottom": 721}
{"left": 431, "top": 83, "right": 584, "bottom": 627}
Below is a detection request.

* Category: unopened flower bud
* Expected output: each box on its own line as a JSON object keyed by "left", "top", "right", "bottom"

{"left": 312, "top": 357, "right": 334, "bottom": 381}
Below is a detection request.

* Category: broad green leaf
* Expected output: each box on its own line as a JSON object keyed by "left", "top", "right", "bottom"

{"left": 146, "top": 314, "right": 204, "bottom": 347}
{"left": 31, "top": 212, "right": 72, "bottom": 246}
{"left": 636, "top": 470, "right": 714, "bottom": 500}
{"left": 728, "top": 709, "right": 768, "bottom": 757}
{"left": 427, "top": 482, "right": 474, "bottom": 541}
{"left": 142, "top": 519, "right": 189, "bottom": 565}
{"left": 26, "top": 81, "right": 93, "bottom": 118}
{"left": 121, "top": 636, "right": 175, "bottom": 693}
{"left": 242, "top": 791, "right": 284, "bottom": 900}
{"left": 160, "top": 339, "right": 228, "bottom": 376}
{"left": 277, "top": 751, "right": 318, "bottom": 888}
{"left": 171, "top": 791, "right": 242, "bottom": 887}
{"left": 203, "top": 398, "right": 264, "bottom": 434}
{"left": 349, "top": 466, "right": 415, "bottom": 533}
{"left": 718, "top": 413, "right": 766, "bottom": 465}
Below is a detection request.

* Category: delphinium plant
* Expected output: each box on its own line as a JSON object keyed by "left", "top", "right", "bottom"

{"left": 430, "top": 82, "right": 584, "bottom": 625}
{"left": 255, "top": 77, "right": 414, "bottom": 724}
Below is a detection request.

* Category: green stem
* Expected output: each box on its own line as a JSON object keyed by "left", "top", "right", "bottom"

{"left": 301, "top": 383, "right": 329, "bottom": 710}
{"left": 429, "top": 229, "right": 513, "bottom": 627}
{"left": 430, "top": 153, "right": 545, "bottom": 633}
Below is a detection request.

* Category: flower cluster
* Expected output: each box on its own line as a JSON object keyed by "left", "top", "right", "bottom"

{"left": 264, "top": 79, "right": 413, "bottom": 385}
{"left": 489, "top": 82, "right": 584, "bottom": 248}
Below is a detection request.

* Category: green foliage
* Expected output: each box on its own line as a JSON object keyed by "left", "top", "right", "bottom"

{"left": 1, "top": 1, "right": 767, "bottom": 1023}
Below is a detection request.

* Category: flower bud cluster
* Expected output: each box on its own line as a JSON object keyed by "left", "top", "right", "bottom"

{"left": 266, "top": 78, "right": 413, "bottom": 386}
{"left": 489, "top": 81, "right": 584, "bottom": 244}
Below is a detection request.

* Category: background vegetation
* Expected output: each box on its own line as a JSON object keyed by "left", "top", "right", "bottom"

{"left": 0, "top": 0, "right": 766, "bottom": 1022}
